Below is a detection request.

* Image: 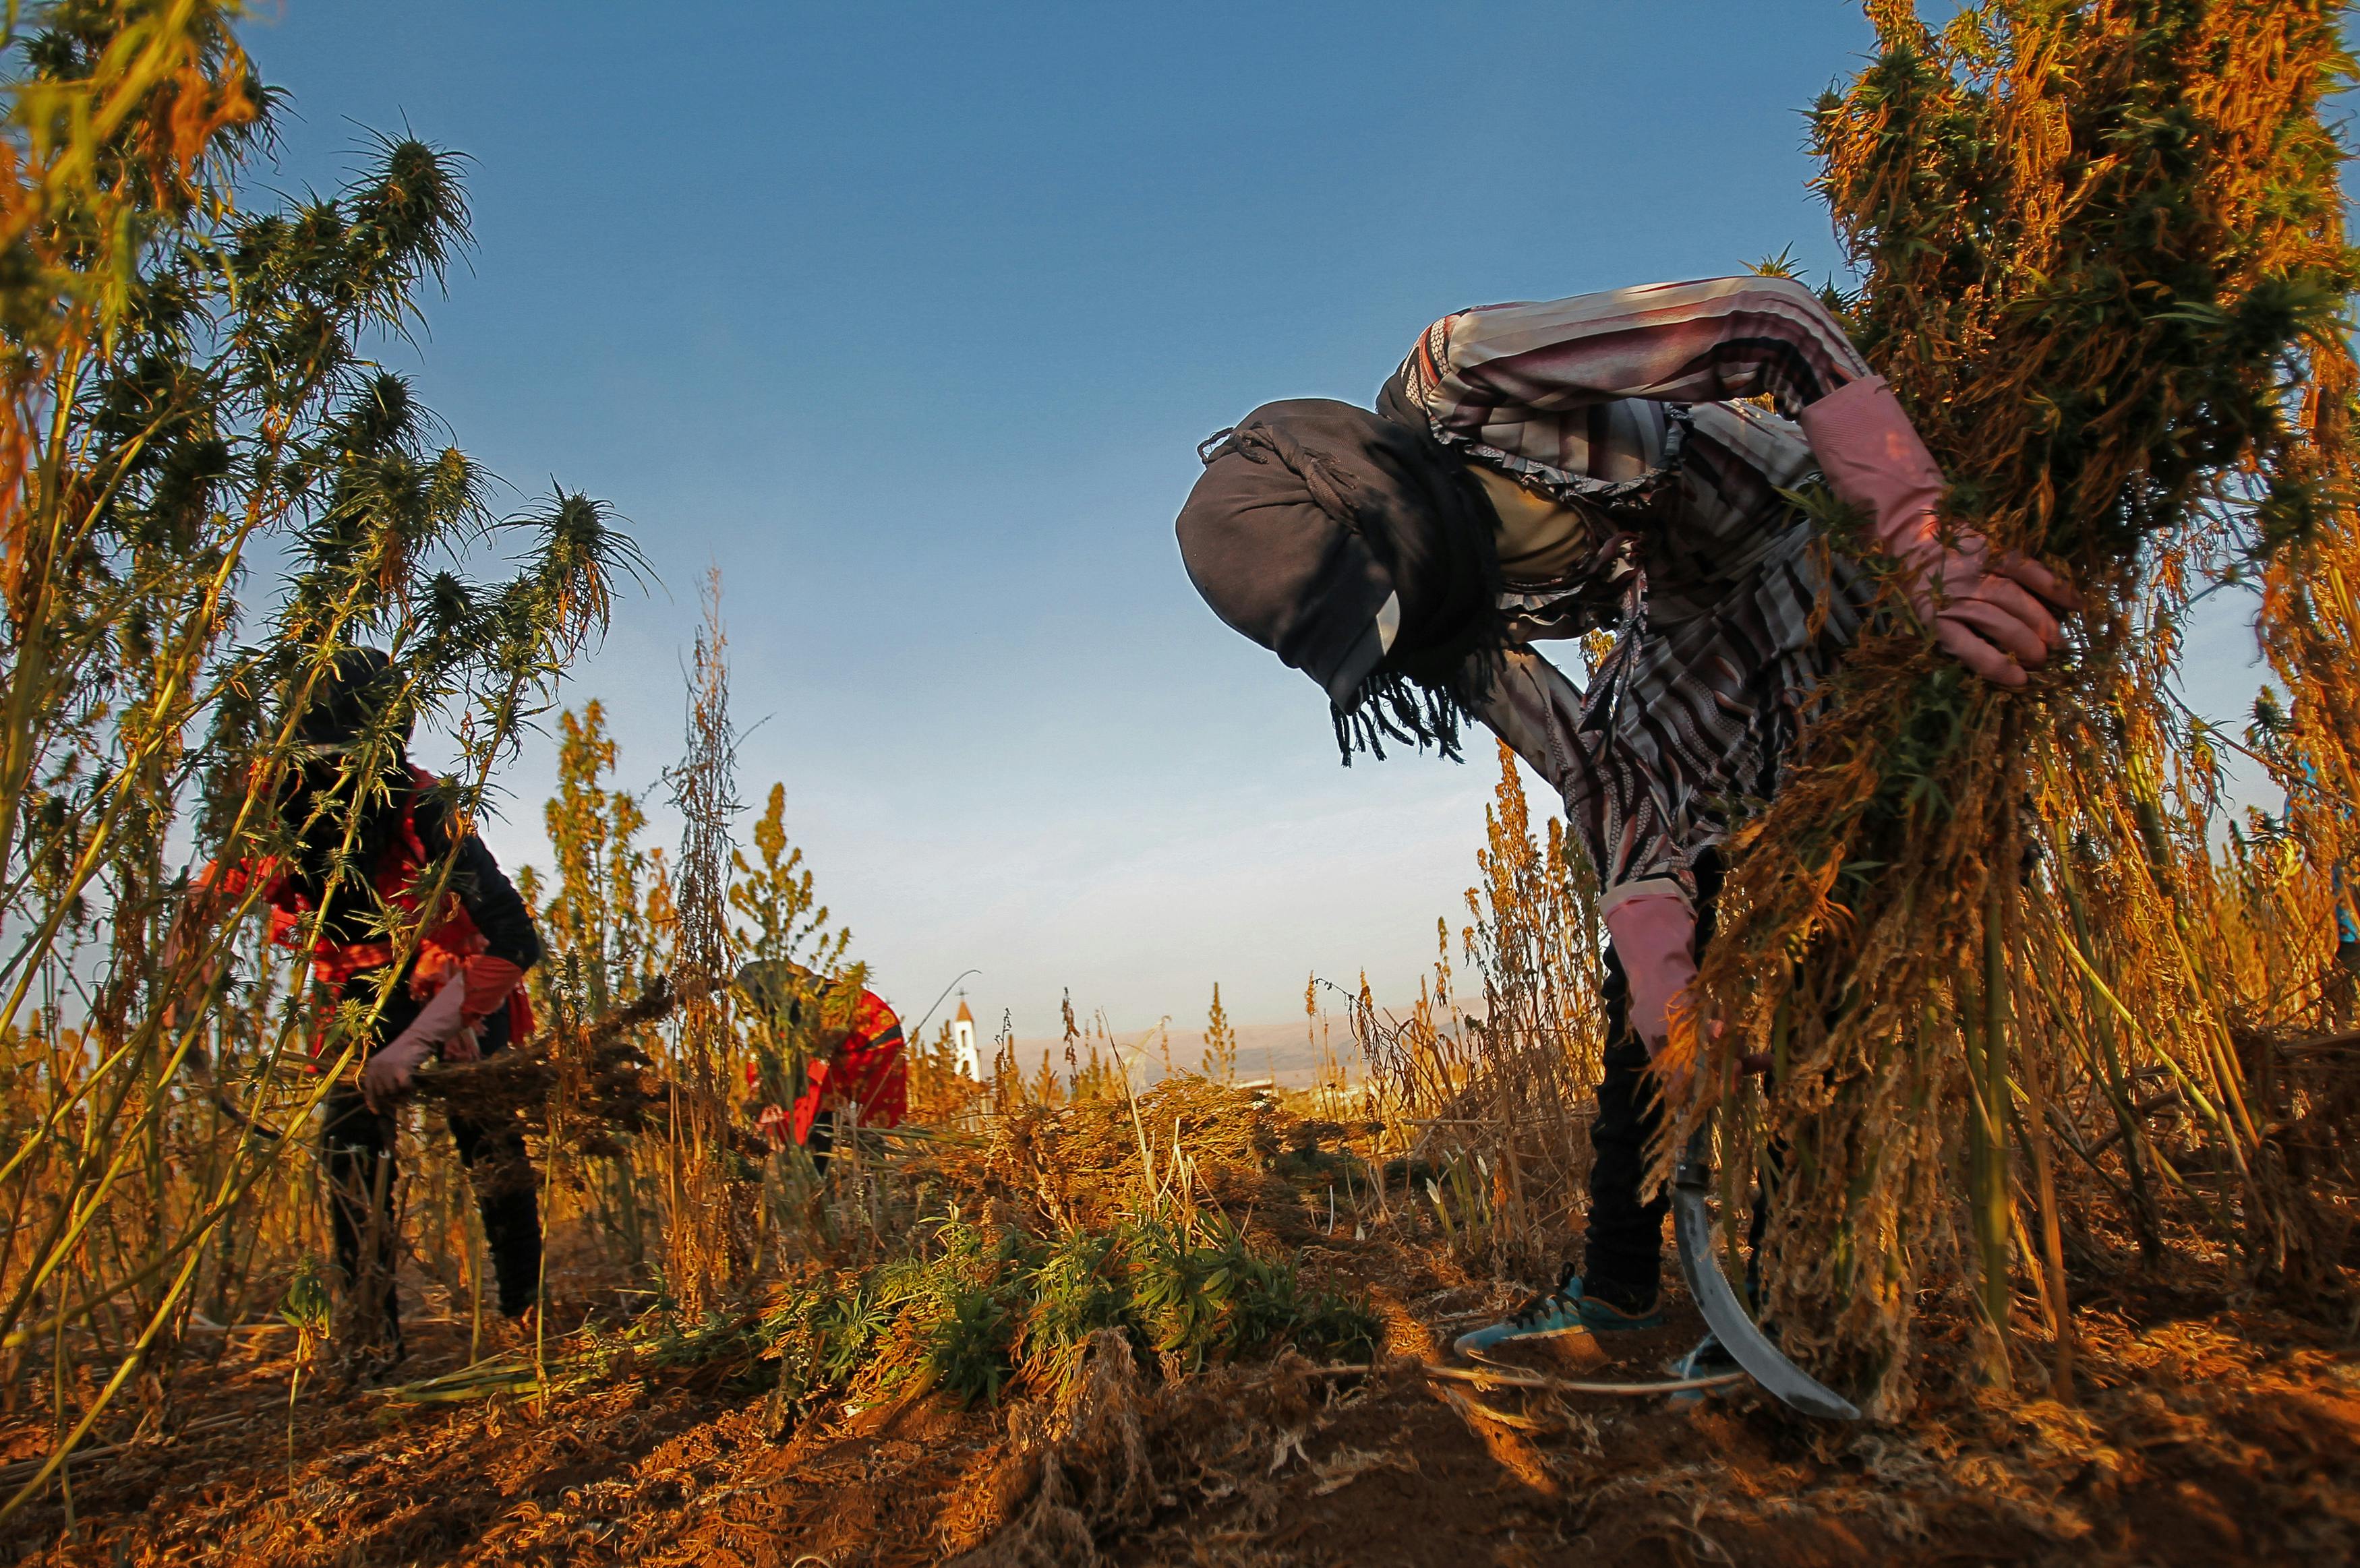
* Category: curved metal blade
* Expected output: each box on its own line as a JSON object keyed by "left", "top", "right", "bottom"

{"left": 1672, "top": 1131, "right": 1860, "bottom": 1420}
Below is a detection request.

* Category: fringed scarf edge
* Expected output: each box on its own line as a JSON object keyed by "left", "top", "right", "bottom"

{"left": 1329, "top": 646, "right": 1505, "bottom": 766}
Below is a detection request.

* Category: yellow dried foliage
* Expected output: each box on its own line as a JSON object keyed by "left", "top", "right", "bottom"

{"left": 1685, "top": 0, "right": 2360, "bottom": 1412}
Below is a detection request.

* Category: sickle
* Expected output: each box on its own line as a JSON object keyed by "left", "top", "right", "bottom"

{"left": 1672, "top": 1125, "right": 1860, "bottom": 1420}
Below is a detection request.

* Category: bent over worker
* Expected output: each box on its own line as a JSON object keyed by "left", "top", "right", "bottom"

{"left": 181, "top": 649, "right": 545, "bottom": 1374}
{"left": 736, "top": 960, "right": 908, "bottom": 1171}
{"left": 1173, "top": 276, "right": 2075, "bottom": 1356}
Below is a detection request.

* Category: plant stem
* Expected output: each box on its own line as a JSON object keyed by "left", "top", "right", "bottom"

{"left": 1965, "top": 870, "right": 2013, "bottom": 1385}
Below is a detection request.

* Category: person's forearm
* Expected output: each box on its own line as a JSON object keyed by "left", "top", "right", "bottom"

{"left": 1476, "top": 647, "right": 1699, "bottom": 906}
{"left": 1408, "top": 275, "right": 1874, "bottom": 437}
{"left": 430, "top": 830, "right": 541, "bottom": 1027}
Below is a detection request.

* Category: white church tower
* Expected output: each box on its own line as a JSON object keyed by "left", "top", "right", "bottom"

{"left": 953, "top": 996, "right": 980, "bottom": 1079}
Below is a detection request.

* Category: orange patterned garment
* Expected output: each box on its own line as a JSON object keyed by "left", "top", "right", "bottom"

{"left": 193, "top": 767, "right": 538, "bottom": 1053}
{"left": 789, "top": 988, "right": 908, "bottom": 1143}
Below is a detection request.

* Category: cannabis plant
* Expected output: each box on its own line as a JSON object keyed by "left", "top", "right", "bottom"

{"left": 0, "top": 2, "right": 636, "bottom": 1511}
{"left": 1686, "top": 0, "right": 2360, "bottom": 1412}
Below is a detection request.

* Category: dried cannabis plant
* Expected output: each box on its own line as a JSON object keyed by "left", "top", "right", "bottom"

{"left": 1683, "top": 0, "right": 2360, "bottom": 1411}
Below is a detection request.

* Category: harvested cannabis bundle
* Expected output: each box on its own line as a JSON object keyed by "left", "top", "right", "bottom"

{"left": 1686, "top": 0, "right": 2360, "bottom": 1412}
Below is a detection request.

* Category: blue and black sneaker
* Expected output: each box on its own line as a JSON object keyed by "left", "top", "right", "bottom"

{"left": 1666, "top": 1332, "right": 1744, "bottom": 1401}
{"left": 1452, "top": 1274, "right": 1662, "bottom": 1358}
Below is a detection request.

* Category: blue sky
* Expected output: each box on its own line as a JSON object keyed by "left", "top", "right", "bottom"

{"left": 242, "top": 2, "right": 2278, "bottom": 1039}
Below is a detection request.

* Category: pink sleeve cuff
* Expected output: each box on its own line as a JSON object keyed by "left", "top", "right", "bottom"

{"left": 1603, "top": 890, "right": 1700, "bottom": 1056}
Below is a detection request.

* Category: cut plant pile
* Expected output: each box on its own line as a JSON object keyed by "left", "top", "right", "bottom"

{"left": 7, "top": 1083, "right": 2357, "bottom": 1568}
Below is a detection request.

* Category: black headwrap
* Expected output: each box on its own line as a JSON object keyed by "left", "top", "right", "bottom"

{"left": 275, "top": 648, "right": 416, "bottom": 942}
{"left": 1175, "top": 398, "right": 1503, "bottom": 762}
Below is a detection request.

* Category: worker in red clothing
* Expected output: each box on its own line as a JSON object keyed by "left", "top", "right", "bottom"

{"left": 736, "top": 960, "right": 907, "bottom": 1170}
{"left": 171, "top": 649, "right": 543, "bottom": 1373}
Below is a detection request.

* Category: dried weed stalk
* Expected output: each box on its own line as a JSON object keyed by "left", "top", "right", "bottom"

{"left": 1356, "top": 744, "right": 1605, "bottom": 1280}
{"left": 663, "top": 571, "right": 746, "bottom": 1315}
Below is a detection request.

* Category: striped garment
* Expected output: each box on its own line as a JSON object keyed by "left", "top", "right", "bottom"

{"left": 1386, "top": 276, "right": 1879, "bottom": 913}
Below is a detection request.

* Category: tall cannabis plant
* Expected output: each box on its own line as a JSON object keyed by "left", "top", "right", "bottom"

{"left": 1684, "top": 0, "right": 2360, "bottom": 1412}
{"left": 1201, "top": 984, "right": 1239, "bottom": 1083}
{"left": 525, "top": 701, "right": 675, "bottom": 1025}
{"left": 516, "top": 700, "right": 676, "bottom": 1273}
{"left": 0, "top": 1, "right": 636, "bottom": 1510}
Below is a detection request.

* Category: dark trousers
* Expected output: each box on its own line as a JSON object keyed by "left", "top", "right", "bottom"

{"left": 802, "top": 1108, "right": 838, "bottom": 1174}
{"left": 1579, "top": 851, "right": 1773, "bottom": 1312}
{"left": 320, "top": 1027, "right": 543, "bottom": 1345}
{"left": 1579, "top": 959, "right": 1668, "bottom": 1311}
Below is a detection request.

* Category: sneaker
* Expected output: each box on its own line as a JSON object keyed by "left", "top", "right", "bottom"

{"left": 1452, "top": 1275, "right": 1662, "bottom": 1357}
{"left": 1667, "top": 1333, "right": 1742, "bottom": 1401}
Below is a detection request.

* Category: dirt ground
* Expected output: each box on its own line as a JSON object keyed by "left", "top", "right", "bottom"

{"left": 7, "top": 1239, "right": 2359, "bottom": 1568}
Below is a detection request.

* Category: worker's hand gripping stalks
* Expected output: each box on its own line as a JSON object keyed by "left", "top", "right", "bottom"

{"left": 361, "top": 971, "right": 469, "bottom": 1111}
{"left": 1797, "top": 375, "right": 2081, "bottom": 687}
